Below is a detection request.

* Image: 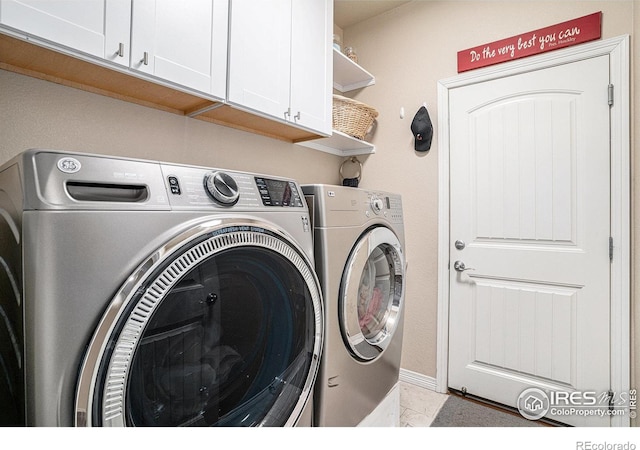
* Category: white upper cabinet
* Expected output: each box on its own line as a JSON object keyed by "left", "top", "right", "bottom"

{"left": 289, "top": 0, "right": 332, "bottom": 135}
{"left": 0, "top": 0, "right": 131, "bottom": 67}
{"left": 131, "top": 0, "right": 228, "bottom": 98}
{"left": 0, "top": 0, "right": 332, "bottom": 142}
{"left": 227, "top": 0, "right": 291, "bottom": 122}
{"left": 0, "top": 0, "right": 228, "bottom": 98}
{"left": 227, "top": 0, "right": 332, "bottom": 135}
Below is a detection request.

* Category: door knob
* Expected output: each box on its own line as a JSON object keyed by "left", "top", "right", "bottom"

{"left": 454, "top": 260, "right": 475, "bottom": 272}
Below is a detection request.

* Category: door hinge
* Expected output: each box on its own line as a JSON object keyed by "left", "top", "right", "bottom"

{"left": 608, "top": 84, "right": 614, "bottom": 106}
{"left": 609, "top": 237, "right": 614, "bottom": 262}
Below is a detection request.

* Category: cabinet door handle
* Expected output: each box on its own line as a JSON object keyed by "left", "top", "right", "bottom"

{"left": 140, "top": 52, "right": 149, "bottom": 65}
{"left": 284, "top": 108, "right": 291, "bottom": 119}
{"left": 116, "top": 43, "right": 124, "bottom": 57}
{"left": 294, "top": 111, "right": 301, "bottom": 121}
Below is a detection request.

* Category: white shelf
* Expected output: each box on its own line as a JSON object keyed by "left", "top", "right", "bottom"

{"left": 333, "top": 48, "right": 375, "bottom": 92}
{"left": 297, "top": 130, "right": 375, "bottom": 156}
{"left": 297, "top": 49, "right": 376, "bottom": 156}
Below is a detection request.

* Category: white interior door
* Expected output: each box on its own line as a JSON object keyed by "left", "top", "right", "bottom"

{"left": 447, "top": 55, "right": 611, "bottom": 426}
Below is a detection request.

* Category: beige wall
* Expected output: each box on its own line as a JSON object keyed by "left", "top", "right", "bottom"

{"left": 342, "top": 0, "right": 638, "bottom": 384}
{"left": 0, "top": 70, "right": 342, "bottom": 183}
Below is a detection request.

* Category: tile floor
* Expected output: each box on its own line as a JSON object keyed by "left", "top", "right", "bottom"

{"left": 398, "top": 381, "right": 449, "bottom": 427}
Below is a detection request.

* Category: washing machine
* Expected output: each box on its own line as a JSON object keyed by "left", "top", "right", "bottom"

{"left": 0, "top": 149, "right": 323, "bottom": 427}
{"left": 302, "top": 184, "right": 406, "bottom": 427}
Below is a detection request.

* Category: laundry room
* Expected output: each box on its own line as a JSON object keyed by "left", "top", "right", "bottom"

{"left": 0, "top": 0, "right": 639, "bottom": 440}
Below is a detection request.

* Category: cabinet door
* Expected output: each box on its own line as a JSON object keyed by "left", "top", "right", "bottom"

{"left": 0, "top": 0, "right": 131, "bottom": 66}
{"left": 290, "top": 0, "right": 332, "bottom": 135}
{"left": 131, "top": 0, "right": 228, "bottom": 98}
{"left": 227, "top": 0, "right": 291, "bottom": 121}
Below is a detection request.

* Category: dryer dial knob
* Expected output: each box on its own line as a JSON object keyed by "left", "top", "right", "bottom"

{"left": 204, "top": 171, "right": 239, "bottom": 205}
{"left": 371, "top": 196, "right": 384, "bottom": 214}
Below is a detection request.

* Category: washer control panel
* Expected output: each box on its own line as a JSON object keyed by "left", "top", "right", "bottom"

{"left": 255, "top": 177, "right": 304, "bottom": 207}
{"left": 204, "top": 171, "right": 240, "bottom": 205}
{"left": 161, "top": 163, "right": 304, "bottom": 210}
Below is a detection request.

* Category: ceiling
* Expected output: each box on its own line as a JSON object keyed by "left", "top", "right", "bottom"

{"left": 334, "top": 1, "right": 411, "bottom": 29}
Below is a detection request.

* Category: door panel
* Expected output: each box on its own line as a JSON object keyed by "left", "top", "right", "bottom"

{"left": 448, "top": 55, "right": 611, "bottom": 426}
{"left": 471, "top": 93, "right": 577, "bottom": 243}
{"left": 471, "top": 279, "right": 577, "bottom": 386}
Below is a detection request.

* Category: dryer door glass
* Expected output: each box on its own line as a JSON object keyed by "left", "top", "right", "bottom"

{"left": 340, "top": 227, "right": 405, "bottom": 361}
{"left": 77, "top": 224, "right": 322, "bottom": 427}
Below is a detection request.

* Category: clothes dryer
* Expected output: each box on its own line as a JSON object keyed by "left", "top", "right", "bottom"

{"left": 302, "top": 184, "right": 406, "bottom": 427}
{"left": 0, "top": 149, "right": 323, "bottom": 427}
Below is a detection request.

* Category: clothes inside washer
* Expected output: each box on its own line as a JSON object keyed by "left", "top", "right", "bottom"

{"left": 125, "top": 246, "right": 316, "bottom": 427}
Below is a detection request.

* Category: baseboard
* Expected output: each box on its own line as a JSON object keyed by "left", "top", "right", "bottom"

{"left": 399, "top": 368, "right": 438, "bottom": 391}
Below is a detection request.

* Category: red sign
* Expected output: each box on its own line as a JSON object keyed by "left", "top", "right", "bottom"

{"left": 457, "top": 12, "right": 602, "bottom": 72}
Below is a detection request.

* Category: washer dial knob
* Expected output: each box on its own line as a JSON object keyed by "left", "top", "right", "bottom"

{"left": 204, "top": 171, "right": 239, "bottom": 205}
{"left": 371, "top": 196, "right": 384, "bottom": 214}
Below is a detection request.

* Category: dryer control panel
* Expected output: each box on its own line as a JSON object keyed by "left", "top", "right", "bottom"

{"left": 370, "top": 195, "right": 385, "bottom": 214}
{"left": 301, "top": 184, "right": 404, "bottom": 228}
{"left": 365, "top": 191, "right": 403, "bottom": 224}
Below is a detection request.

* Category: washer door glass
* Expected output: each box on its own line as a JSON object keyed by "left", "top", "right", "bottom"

{"left": 76, "top": 223, "right": 322, "bottom": 427}
{"left": 340, "top": 227, "right": 404, "bottom": 361}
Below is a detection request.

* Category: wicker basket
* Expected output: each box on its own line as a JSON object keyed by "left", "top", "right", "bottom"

{"left": 332, "top": 94, "right": 378, "bottom": 140}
